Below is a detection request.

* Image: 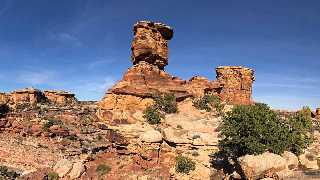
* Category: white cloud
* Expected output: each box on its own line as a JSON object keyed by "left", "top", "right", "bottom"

{"left": 88, "top": 59, "right": 116, "bottom": 70}
{"left": 50, "top": 32, "right": 83, "bottom": 47}
{"left": 17, "top": 70, "right": 56, "bottom": 85}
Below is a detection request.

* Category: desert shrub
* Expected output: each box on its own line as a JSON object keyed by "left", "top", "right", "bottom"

{"left": 218, "top": 103, "right": 313, "bottom": 158}
{"left": 287, "top": 111, "right": 313, "bottom": 155}
{"left": 96, "top": 164, "right": 111, "bottom": 177}
{"left": 143, "top": 106, "right": 161, "bottom": 124}
{"left": 42, "top": 119, "right": 63, "bottom": 131}
{"left": 0, "top": 104, "right": 9, "bottom": 118}
{"left": 66, "top": 135, "right": 78, "bottom": 141}
{"left": 0, "top": 166, "right": 20, "bottom": 179}
{"left": 175, "top": 155, "right": 196, "bottom": 174}
{"left": 143, "top": 93, "right": 177, "bottom": 124}
{"left": 47, "top": 172, "right": 59, "bottom": 180}
{"left": 193, "top": 94, "right": 224, "bottom": 115}
{"left": 153, "top": 93, "right": 178, "bottom": 114}
{"left": 300, "top": 106, "right": 313, "bottom": 119}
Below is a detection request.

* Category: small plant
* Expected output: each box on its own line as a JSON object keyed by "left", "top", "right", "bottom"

{"left": 0, "top": 166, "right": 20, "bottom": 179}
{"left": 175, "top": 155, "right": 196, "bottom": 174}
{"left": 153, "top": 93, "right": 178, "bottom": 114}
{"left": 47, "top": 172, "right": 59, "bottom": 180}
{"left": 143, "top": 106, "right": 161, "bottom": 124}
{"left": 96, "top": 164, "right": 111, "bottom": 177}
{"left": 42, "top": 119, "right": 63, "bottom": 131}
{"left": 66, "top": 135, "right": 78, "bottom": 141}
{"left": 193, "top": 94, "right": 224, "bottom": 115}
{"left": 143, "top": 93, "right": 178, "bottom": 124}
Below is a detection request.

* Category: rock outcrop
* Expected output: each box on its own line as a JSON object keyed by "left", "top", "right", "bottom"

{"left": 316, "top": 108, "right": 320, "bottom": 119}
{"left": 10, "top": 88, "right": 45, "bottom": 106}
{"left": 98, "top": 20, "right": 255, "bottom": 122}
{"left": 216, "top": 66, "right": 255, "bottom": 105}
{"left": 0, "top": 88, "right": 78, "bottom": 108}
{"left": 44, "top": 90, "right": 77, "bottom": 106}
{"left": 131, "top": 21, "right": 173, "bottom": 70}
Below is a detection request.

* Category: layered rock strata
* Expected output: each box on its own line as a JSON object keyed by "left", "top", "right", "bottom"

{"left": 0, "top": 88, "right": 78, "bottom": 108}
{"left": 44, "top": 90, "right": 77, "bottom": 105}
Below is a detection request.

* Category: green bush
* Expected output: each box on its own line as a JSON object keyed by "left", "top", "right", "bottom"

{"left": 175, "top": 155, "right": 196, "bottom": 174}
{"left": 96, "top": 164, "right": 111, "bottom": 177}
{"left": 42, "top": 119, "right": 63, "bottom": 131}
{"left": 0, "top": 166, "right": 20, "bottom": 179}
{"left": 153, "top": 93, "right": 178, "bottom": 114}
{"left": 143, "top": 93, "right": 177, "bottom": 124}
{"left": 287, "top": 111, "right": 313, "bottom": 155}
{"left": 218, "top": 103, "right": 312, "bottom": 158}
{"left": 47, "top": 172, "right": 59, "bottom": 180}
{"left": 193, "top": 94, "right": 224, "bottom": 115}
{"left": 143, "top": 106, "right": 161, "bottom": 124}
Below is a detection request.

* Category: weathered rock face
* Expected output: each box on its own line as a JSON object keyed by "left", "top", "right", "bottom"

{"left": 216, "top": 66, "right": 255, "bottom": 105}
{"left": 0, "top": 92, "right": 9, "bottom": 104}
{"left": 316, "top": 108, "right": 320, "bottom": 119}
{"left": 44, "top": 90, "right": 77, "bottom": 106}
{"left": 186, "top": 76, "right": 221, "bottom": 97}
{"left": 10, "top": 88, "right": 45, "bottom": 106}
{"left": 131, "top": 21, "right": 173, "bottom": 70}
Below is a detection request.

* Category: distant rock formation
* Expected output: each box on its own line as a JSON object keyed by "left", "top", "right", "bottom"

{"left": 44, "top": 90, "right": 77, "bottom": 106}
{"left": 10, "top": 88, "right": 45, "bottom": 106}
{"left": 216, "top": 66, "right": 255, "bottom": 105}
{"left": 98, "top": 20, "right": 255, "bottom": 122}
{"left": 0, "top": 88, "right": 77, "bottom": 108}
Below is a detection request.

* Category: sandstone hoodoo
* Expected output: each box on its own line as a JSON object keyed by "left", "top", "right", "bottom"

{"left": 131, "top": 20, "right": 173, "bottom": 70}
{"left": 98, "top": 20, "right": 255, "bottom": 122}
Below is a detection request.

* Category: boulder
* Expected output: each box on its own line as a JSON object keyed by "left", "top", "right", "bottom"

{"left": 53, "top": 159, "right": 73, "bottom": 178}
{"left": 68, "top": 161, "right": 85, "bottom": 179}
{"left": 162, "top": 127, "right": 192, "bottom": 144}
{"left": 282, "top": 151, "right": 299, "bottom": 170}
{"left": 238, "top": 152, "right": 287, "bottom": 179}
{"left": 140, "top": 130, "right": 163, "bottom": 143}
{"left": 298, "top": 150, "right": 319, "bottom": 170}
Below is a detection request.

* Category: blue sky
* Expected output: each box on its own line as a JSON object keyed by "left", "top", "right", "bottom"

{"left": 0, "top": 0, "right": 319, "bottom": 110}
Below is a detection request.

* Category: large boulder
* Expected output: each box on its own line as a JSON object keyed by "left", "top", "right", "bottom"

{"left": 298, "top": 150, "right": 319, "bottom": 170}
{"left": 238, "top": 152, "right": 287, "bottom": 179}
{"left": 53, "top": 159, "right": 73, "bottom": 178}
{"left": 68, "top": 161, "right": 85, "bottom": 179}
{"left": 140, "top": 130, "right": 163, "bottom": 143}
{"left": 282, "top": 151, "right": 299, "bottom": 170}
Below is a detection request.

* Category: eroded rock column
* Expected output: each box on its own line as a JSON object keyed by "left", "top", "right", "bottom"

{"left": 131, "top": 20, "right": 173, "bottom": 70}
{"left": 216, "top": 66, "right": 255, "bottom": 105}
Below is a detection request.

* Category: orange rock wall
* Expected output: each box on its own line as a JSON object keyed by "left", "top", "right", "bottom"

{"left": 216, "top": 66, "right": 255, "bottom": 105}
{"left": 44, "top": 91, "right": 77, "bottom": 105}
